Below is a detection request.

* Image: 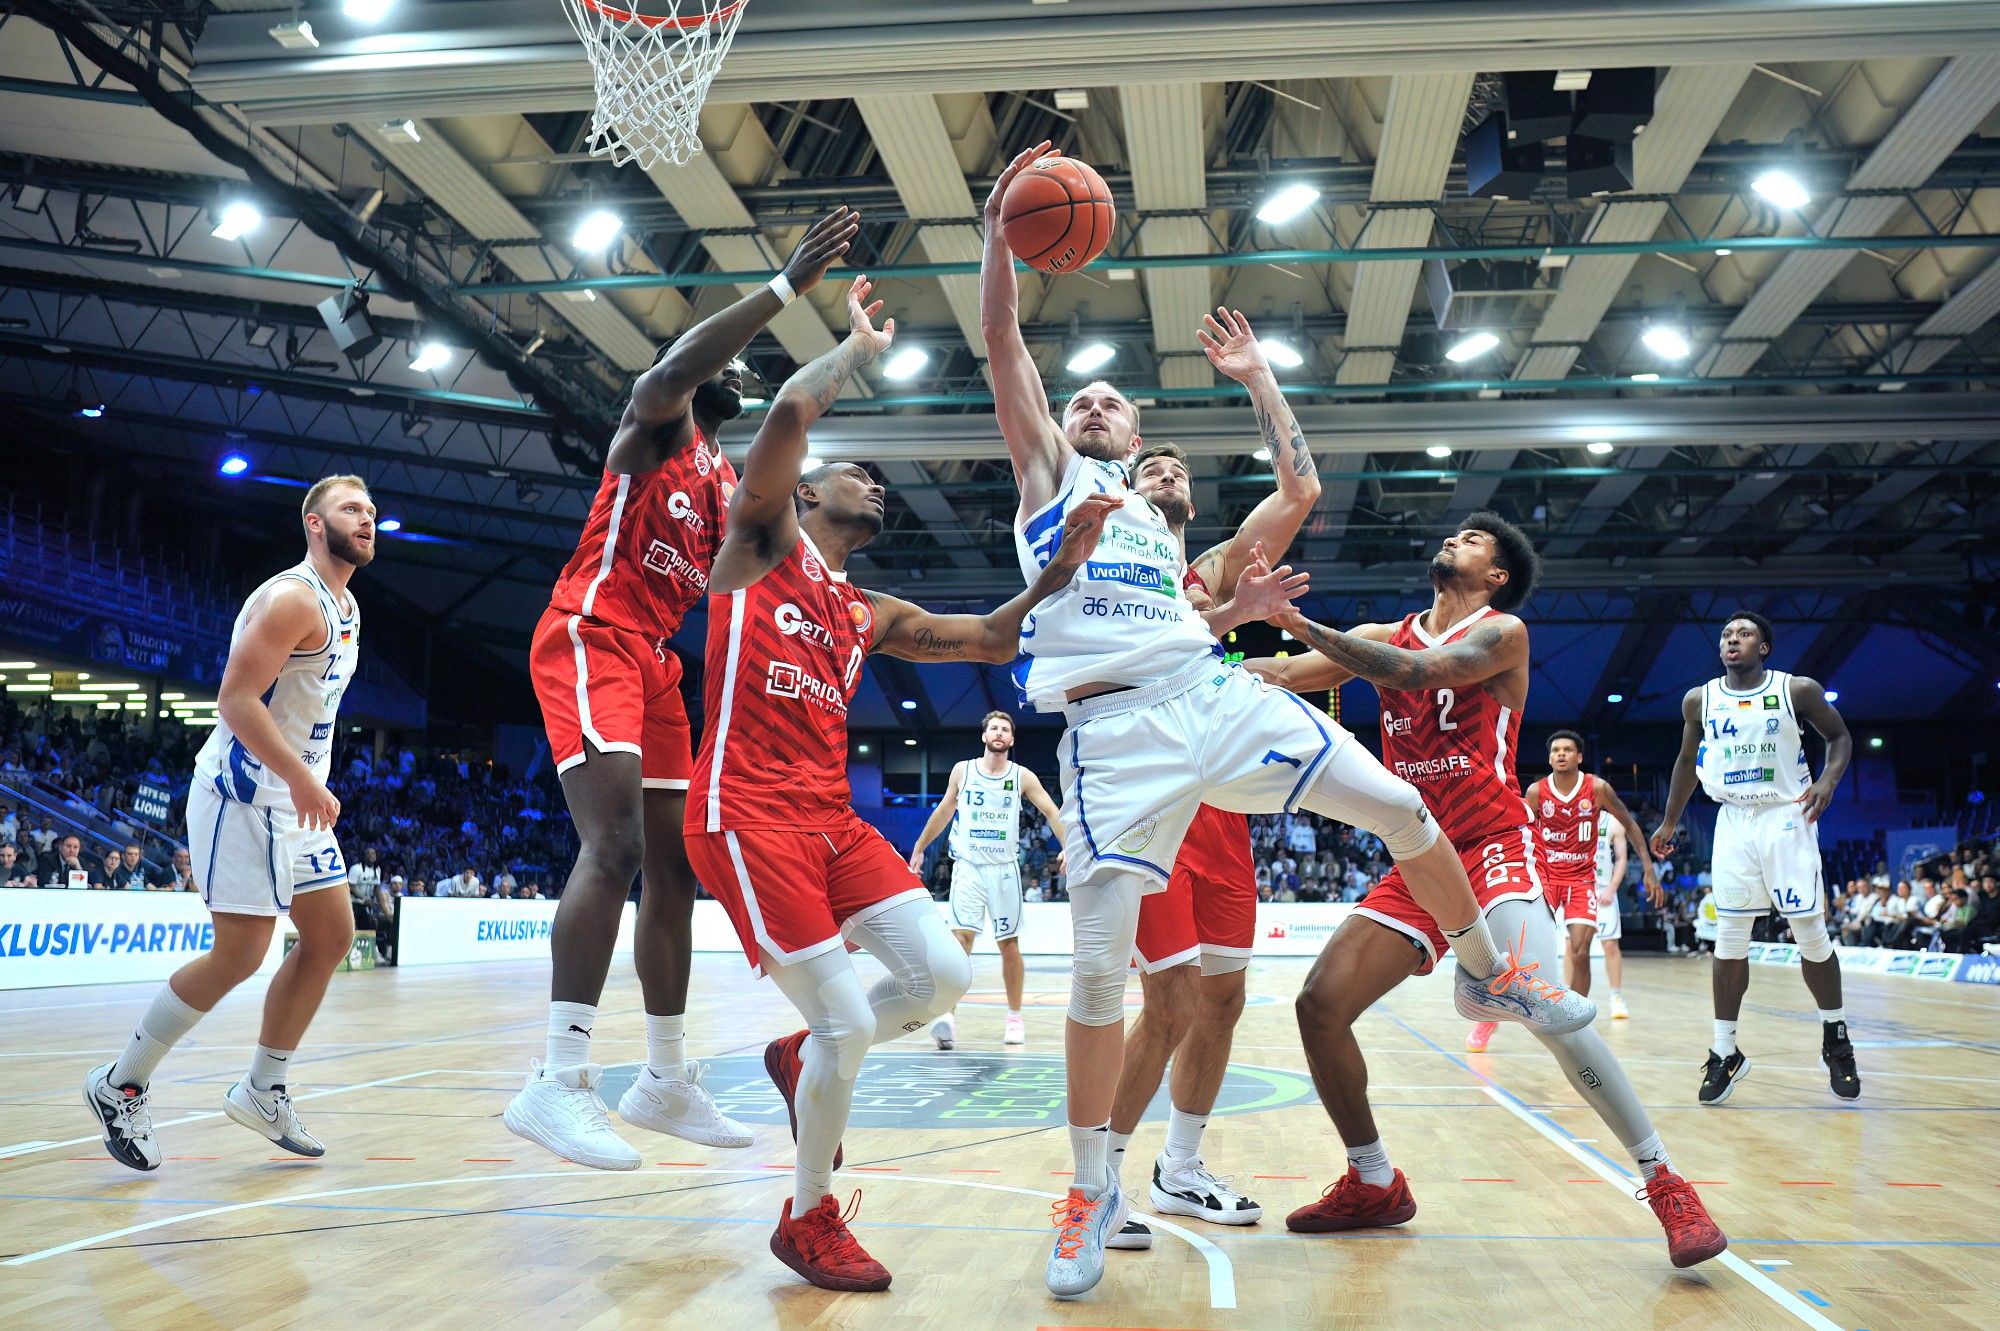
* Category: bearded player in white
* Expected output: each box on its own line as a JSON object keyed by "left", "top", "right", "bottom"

{"left": 907, "top": 710, "right": 1067, "bottom": 1049}
{"left": 85, "top": 476, "right": 374, "bottom": 1169}
{"left": 981, "top": 142, "right": 1593, "bottom": 1300}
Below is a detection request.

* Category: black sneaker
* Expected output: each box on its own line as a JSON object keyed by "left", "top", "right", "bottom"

{"left": 1822, "top": 1022, "right": 1861, "bottom": 1100}
{"left": 1697, "top": 1049, "right": 1750, "bottom": 1105}
{"left": 83, "top": 1061, "right": 161, "bottom": 1171}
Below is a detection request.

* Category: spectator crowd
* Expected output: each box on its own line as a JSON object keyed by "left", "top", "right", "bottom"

{"left": 1831, "top": 839, "right": 2000, "bottom": 954}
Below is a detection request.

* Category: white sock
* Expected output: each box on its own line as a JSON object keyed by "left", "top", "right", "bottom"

{"left": 1713, "top": 1019, "right": 1738, "bottom": 1057}
{"left": 1610, "top": 989, "right": 1623, "bottom": 1000}
{"left": 645, "top": 1012, "right": 686, "bottom": 1082}
{"left": 545, "top": 1001, "right": 596, "bottom": 1070}
{"left": 248, "top": 1044, "right": 294, "bottom": 1092}
{"left": 1069, "top": 1120, "right": 1110, "bottom": 1193}
{"left": 1819, "top": 1007, "right": 1846, "bottom": 1028}
{"left": 1008, "top": 1009, "right": 1022, "bottom": 1020}
{"left": 110, "top": 984, "right": 205, "bottom": 1088}
{"left": 1346, "top": 1137, "right": 1394, "bottom": 1187}
{"left": 1163, "top": 1106, "right": 1207, "bottom": 1162}
{"left": 1107, "top": 1127, "right": 1133, "bottom": 1186}
{"left": 1628, "top": 1132, "right": 1672, "bottom": 1178}
{"left": 1444, "top": 917, "right": 1501, "bottom": 978}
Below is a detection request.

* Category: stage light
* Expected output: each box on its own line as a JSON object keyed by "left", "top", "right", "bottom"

{"left": 378, "top": 518, "right": 403, "bottom": 532}
{"left": 1641, "top": 325, "right": 1692, "bottom": 360}
{"left": 1824, "top": 690, "right": 1839, "bottom": 702}
{"left": 1606, "top": 693, "right": 1624, "bottom": 703}
{"left": 1256, "top": 183, "right": 1320, "bottom": 225}
{"left": 75, "top": 403, "right": 105, "bottom": 419}
{"left": 1425, "top": 444, "right": 1452, "bottom": 459}
{"left": 1630, "top": 372, "right": 1661, "bottom": 383}
{"left": 219, "top": 453, "right": 251, "bottom": 476}
{"left": 1587, "top": 441, "right": 1615, "bottom": 456}
{"left": 211, "top": 201, "right": 262, "bottom": 241}
{"left": 409, "top": 342, "right": 453, "bottom": 374}
{"left": 883, "top": 347, "right": 930, "bottom": 381}
{"left": 1751, "top": 169, "right": 1809, "bottom": 211}
{"left": 571, "top": 209, "right": 623, "bottom": 250}
{"left": 1445, "top": 331, "right": 1500, "bottom": 363}
{"left": 343, "top": 0, "right": 393, "bottom": 20}
{"left": 900, "top": 699, "right": 918, "bottom": 711}
{"left": 1066, "top": 342, "right": 1116, "bottom": 374}
{"left": 1259, "top": 338, "right": 1304, "bottom": 368}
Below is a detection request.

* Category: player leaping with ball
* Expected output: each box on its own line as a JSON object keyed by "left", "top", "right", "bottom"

{"left": 981, "top": 142, "right": 1594, "bottom": 1301}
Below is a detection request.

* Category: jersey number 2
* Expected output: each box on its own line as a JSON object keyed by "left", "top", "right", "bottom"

{"left": 1436, "top": 689, "right": 1458, "bottom": 731}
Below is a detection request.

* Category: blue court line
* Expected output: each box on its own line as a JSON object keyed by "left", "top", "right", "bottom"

{"left": 1797, "top": 1289, "right": 1832, "bottom": 1308}
{"left": 5, "top": 1190, "right": 1997, "bottom": 1252}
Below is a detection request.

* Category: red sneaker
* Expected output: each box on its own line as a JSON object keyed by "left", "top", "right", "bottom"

{"left": 1286, "top": 1167, "right": 1418, "bottom": 1233}
{"left": 1640, "top": 1164, "right": 1727, "bottom": 1267}
{"left": 771, "top": 1191, "right": 891, "bottom": 1292}
{"left": 764, "top": 1030, "right": 842, "bottom": 1170}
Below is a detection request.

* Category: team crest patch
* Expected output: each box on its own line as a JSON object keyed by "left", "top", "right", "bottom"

{"left": 1541, "top": 799, "right": 1554, "bottom": 816}
{"left": 722, "top": 480, "right": 735, "bottom": 502}
{"left": 847, "top": 598, "right": 873, "bottom": 636}
{"left": 1116, "top": 815, "right": 1160, "bottom": 853}
{"left": 1764, "top": 694, "right": 1781, "bottom": 709}
{"left": 802, "top": 551, "right": 826, "bottom": 582}
{"left": 1580, "top": 799, "right": 1592, "bottom": 812}
{"left": 694, "top": 446, "right": 712, "bottom": 475}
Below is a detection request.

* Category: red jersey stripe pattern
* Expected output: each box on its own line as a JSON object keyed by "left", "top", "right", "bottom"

{"left": 1377, "top": 607, "right": 1525, "bottom": 848}
{"left": 1532, "top": 773, "right": 1599, "bottom": 884}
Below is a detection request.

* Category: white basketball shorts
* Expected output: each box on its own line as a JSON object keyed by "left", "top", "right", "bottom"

{"left": 1595, "top": 895, "right": 1623, "bottom": 942}
{"left": 1057, "top": 657, "right": 1352, "bottom": 892}
{"left": 1711, "top": 801, "right": 1823, "bottom": 918}
{"left": 187, "top": 779, "right": 348, "bottom": 916}
{"left": 949, "top": 858, "right": 1023, "bottom": 940}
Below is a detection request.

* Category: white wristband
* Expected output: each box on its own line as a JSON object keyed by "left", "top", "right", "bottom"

{"left": 767, "top": 273, "right": 796, "bottom": 306}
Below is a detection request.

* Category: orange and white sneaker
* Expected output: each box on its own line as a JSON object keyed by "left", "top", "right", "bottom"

{"left": 1639, "top": 1164, "right": 1727, "bottom": 1267}
{"left": 1286, "top": 1167, "right": 1418, "bottom": 1233}
{"left": 1453, "top": 923, "right": 1596, "bottom": 1035}
{"left": 1045, "top": 1181, "right": 1117, "bottom": 1297}
{"left": 1464, "top": 1021, "right": 1500, "bottom": 1053}
{"left": 771, "top": 1191, "right": 891, "bottom": 1291}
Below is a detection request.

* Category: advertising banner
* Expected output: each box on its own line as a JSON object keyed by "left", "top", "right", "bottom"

{"left": 0, "top": 889, "right": 287, "bottom": 990}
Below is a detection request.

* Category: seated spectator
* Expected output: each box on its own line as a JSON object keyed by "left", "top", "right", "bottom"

{"left": 0, "top": 842, "right": 35, "bottom": 886}
{"left": 348, "top": 846, "right": 383, "bottom": 915}
{"left": 1938, "top": 889, "right": 1977, "bottom": 952}
{"left": 1865, "top": 881, "right": 1914, "bottom": 948}
{"left": 493, "top": 870, "right": 518, "bottom": 899}
{"left": 445, "top": 866, "right": 483, "bottom": 897}
{"left": 27, "top": 818, "right": 58, "bottom": 855}
{"left": 163, "top": 846, "right": 197, "bottom": 893}
{"left": 1839, "top": 884, "right": 1875, "bottom": 946}
{"left": 410, "top": 877, "right": 431, "bottom": 897}
{"left": 1970, "top": 876, "right": 2000, "bottom": 953}
{"left": 42, "top": 834, "right": 102, "bottom": 889}
{"left": 108, "top": 844, "right": 151, "bottom": 892}
{"left": 0, "top": 801, "right": 15, "bottom": 843}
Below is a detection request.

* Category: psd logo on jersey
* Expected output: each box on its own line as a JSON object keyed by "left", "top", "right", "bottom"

{"left": 774, "top": 602, "right": 836, "bottom": 647}
{"left": 667, "top": 490, "right": 705, "bottom": 534}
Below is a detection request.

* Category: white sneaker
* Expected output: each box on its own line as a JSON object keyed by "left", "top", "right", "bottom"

{"left": 1148, "top": 1153, "right": 1263, "bottom": 1225}
{"left": 1004, "top": 1013, "right": 1026, "bottom": 1046}
{"left": 1609, "top": 993, "right": 1630, "bottom": 1020}
{"left": 1045, "top": 1179, "right": 1119, "bottom": 1297}
{"left": 932, "top": 1013, "right": 956, "bottom": 1051}
{"left": 617, "top": 1062, "right": 753, "bottom": 1148}
{"left": 83, "top": 1062, "right": 160, "bottom": 1171}
{"left": 1105, "top": 1184, "right": 1153, "bottom": 1250}
{"left": 1454, "top": 954, "right": 1596, "bottom": 1035}
{"left": 224, "top": 1080, "right": 325, "bottom": 1157}
{"left": 503, "top": 1060, "right": 641, "bottom": 1170}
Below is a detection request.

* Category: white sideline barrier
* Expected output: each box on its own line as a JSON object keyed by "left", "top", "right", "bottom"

{"left": 394, "top": 896, "right": 1362, "bottom": 966}
{"left": 0, "top": 888, "right": 289, "bottom": 991}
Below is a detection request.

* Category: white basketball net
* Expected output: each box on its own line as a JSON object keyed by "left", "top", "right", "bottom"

{"left": 559, "top": 0, "right": 748, "bottom": 170}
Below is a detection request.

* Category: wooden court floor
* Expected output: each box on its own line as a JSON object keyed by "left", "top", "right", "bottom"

{"left": 2, "top": 948, "right": 1994, "bottom": 1330}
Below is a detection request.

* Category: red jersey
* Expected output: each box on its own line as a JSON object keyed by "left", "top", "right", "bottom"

{"left": 547, "top": 428, "right": 737, "bottom": 639}
{"left": 1179, "top": 561, "right": 1252, "bottom": 871}
{"left": 1376, "top": 606, "right": 1525, "bottom": 846}
{"left": 690, "top": 532, "right": 874, "bottom": 833}
{"left": 1532, "top": 773, "right": 1599, "bottom": 884}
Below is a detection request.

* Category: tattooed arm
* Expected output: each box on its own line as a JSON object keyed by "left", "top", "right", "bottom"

{"left": 867, "top": 493, "right": 1121, "bottom": 664}
{"left": 1275, "top": 609, "right": 1528, "bottom": 691}
{"left": 709, "top": 277, "right": 893, "bottom": 595}
{"left": 1187, "top": 307, "right": 1322, "bottom": 597}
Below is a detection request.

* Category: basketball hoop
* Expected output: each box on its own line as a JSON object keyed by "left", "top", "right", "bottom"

{"left": 559, "top": 0, "right": 748, "bottom": 170}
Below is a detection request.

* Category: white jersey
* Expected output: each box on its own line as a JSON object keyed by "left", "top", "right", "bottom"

{"left": 1594, "top": 811, "right": 1623, "bottom": 895}
{"left": 949, "top": 760, "right": 1023, "bottom": 864}
{"left": 1014, "top": 452, "right": 1220, "bottom": 706}
{"left": 1695, "top": 670, "right": 1811, "bottom": 808}
{"left": 194, "top": 561, "right": 359, "bottom": 809}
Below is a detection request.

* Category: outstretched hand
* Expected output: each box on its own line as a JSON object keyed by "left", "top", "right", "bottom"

{"left": 846, "top": 276, "right": 896, "bottom": 357}
{"left": 781, "top": 206, "right": 861, "bottom": 296}
{"left": 1231, "top": 541, "right": 1309, "bottom": 623}
{"left": 1196, "top": 306, "right": 1273, "bottom": 384}
{"left": 1051, "top": 492, "right": 1123, "bottom": 568}
{"left": 985, "top": 140, "right": 1057, "bottom": 218}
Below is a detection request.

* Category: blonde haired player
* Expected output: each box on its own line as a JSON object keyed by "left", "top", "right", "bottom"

{"left": 906, "top": 710, "right": 1067, "bottom": 1049}
{"left": 85, "top": 475, "right": 374, "bottom": 1168}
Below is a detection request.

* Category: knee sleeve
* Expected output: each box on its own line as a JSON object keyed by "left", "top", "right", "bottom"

{"left": 765, "top": 950, "right": 876, "bottom": 1081}
{"left": 1299, "top": 743, "right": 1440, "bottom": 860}
{"left": 1068, "top": 874, "right": 1144, "bottom": 1026}
{"left": 1786, "top": 910, "right": 1833, "bottom": 962}
{"left": 847, "top": 898, "right": 971, "bottom": 1033}
{"left": 1714, "top": 912, "right": 1756, "bottom": 961}
{"left": 1198, "top": 948, "right": 1251, "bottom": 978}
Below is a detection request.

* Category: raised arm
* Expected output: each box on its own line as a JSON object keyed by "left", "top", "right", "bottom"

{"left": 1652, "top": 687, "right": 1705, "bottom": 858}
{"left": 613, "top": 208, "right": 860, "bottom": 470}
{"left": 867, "top": 492, "right": 1122, "bottom": 664}
{"left": 980, "top": 141, "right": 1071, "bottom": 510}
{"left": 709, "top": 278, "right": 894, "bottom": 594}
{"left": 1018, "top": 767, "right": 1068, "bottom": 875}
{"left": 1199, "top": 542, "right": 1309, "bottom": 639}
{"left": 1278, "top": 609, "right": 1527, "bottom": 692}
{"left": 1241, "top": 621, "right": 1395, "bottom": 691}
{"left": 1592, "top": 777, "right": 1660, "bottom": 905}
{"left": 1187, "top": 308, "right": 1322, "bottom": 595}
{"left": 217, "top": 580, "right": 342, "bottom": 831}
{"left": 1792, "top": 674, "right": 1852, "bottom": 824}
{"left": 907, "top": 761, "right": 966, "bottom": 873}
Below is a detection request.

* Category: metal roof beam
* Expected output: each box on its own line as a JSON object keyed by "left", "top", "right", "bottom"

{"left": 1119, "top": 82, "right": 1216, "bottom": 391}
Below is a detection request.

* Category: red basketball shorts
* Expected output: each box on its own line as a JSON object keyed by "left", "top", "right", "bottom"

{"left": 686, "top": 812, "right": 931, "bottom": 973}
{"left": 1544, "top": 872, "right": 1599, "bottom": 928}
{"left": 1352, "top": 824, "right": 1546, "bottom": 975}
{"left": 529, "top": 606, "right": 691, "bottom": 789}
{"left": 1133, "top": 805, "right": 1257, "bottom": 973}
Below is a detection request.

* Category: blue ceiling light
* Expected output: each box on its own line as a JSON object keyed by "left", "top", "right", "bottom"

{"left": 218, "top": 453, "right": 251, "bottom": 476}
{"left": 377, "top": 517, "right": 403, "bottom": 532}
{"left": 1605, "top": 692, "right": 1624, "bottom": 703}
{"left": 900, "top": 699, "right": 918, "bottom": 711}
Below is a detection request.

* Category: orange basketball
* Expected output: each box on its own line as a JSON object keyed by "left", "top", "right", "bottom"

{"left": 1000, "top": 155, "right": 1116, "bottom": 274}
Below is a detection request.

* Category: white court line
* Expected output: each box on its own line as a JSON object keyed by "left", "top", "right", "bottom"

{"left": 0, "top": 1166, "right": 1238, "bottom": 1307}
{"left": 0, "top": 1070, "right": 439, "bottom": 1164}
{"left": 1477, "top": 1086, "right": 1842, "bottom": 1331}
